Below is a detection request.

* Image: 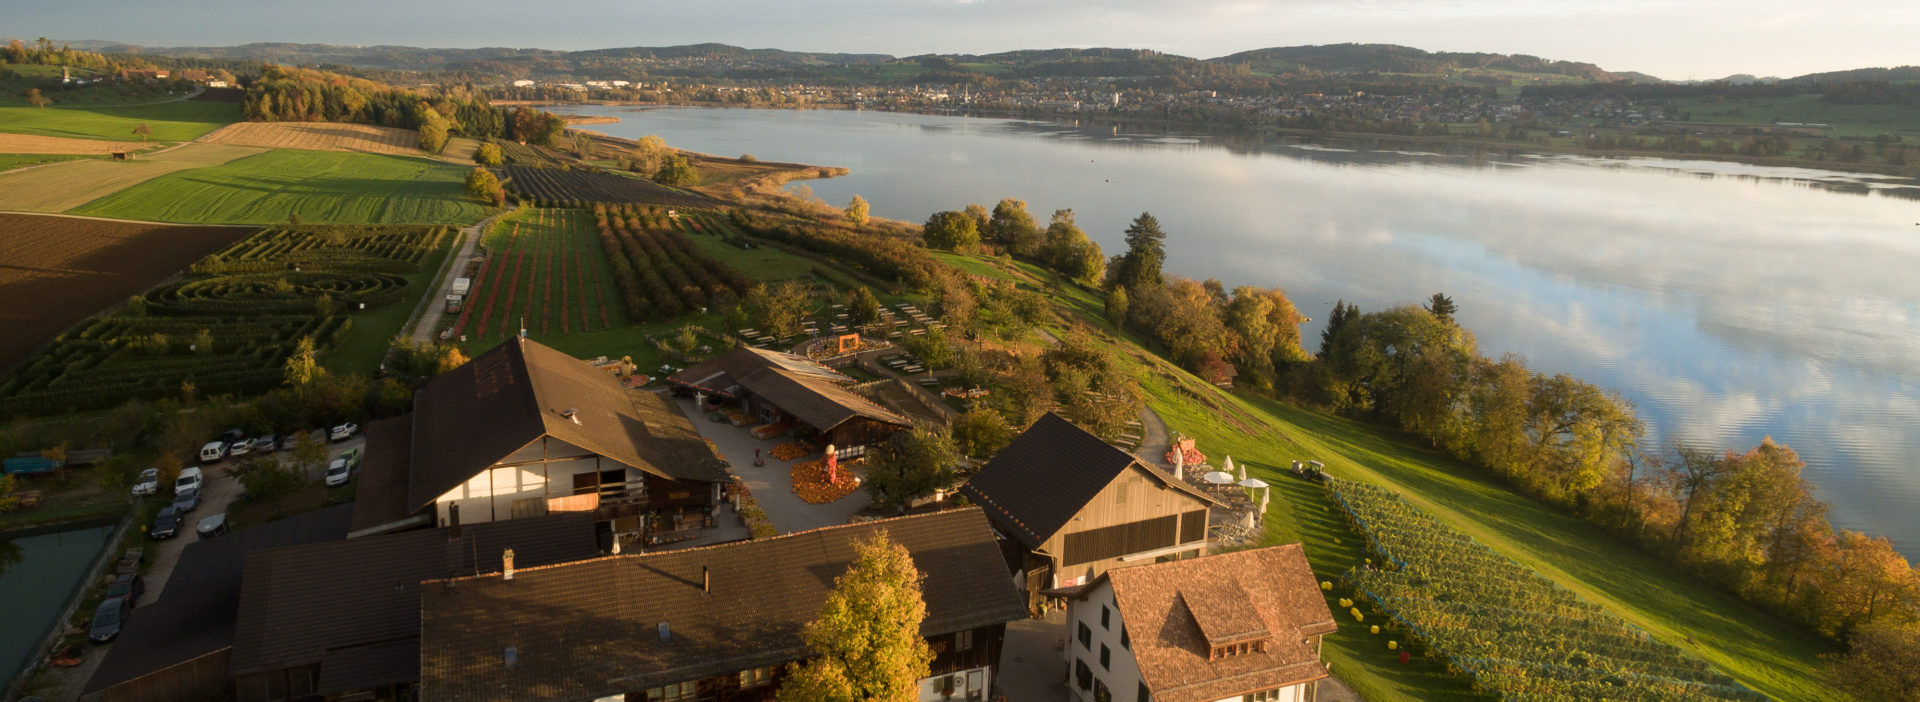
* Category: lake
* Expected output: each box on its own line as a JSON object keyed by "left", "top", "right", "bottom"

{"left": 571, "top": 105, "right": 1920, "bottom": 555}
{"left": 0, "top": 523, "right": 114, "bottom": 689}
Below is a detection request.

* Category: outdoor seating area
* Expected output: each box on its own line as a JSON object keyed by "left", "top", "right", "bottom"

{"left": 1164, "top": 436, "right": 1270, "bottom": 547}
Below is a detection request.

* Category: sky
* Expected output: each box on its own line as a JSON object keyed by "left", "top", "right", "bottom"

{"left": 5, "top": 0, "right": 1917, "bottom": 80}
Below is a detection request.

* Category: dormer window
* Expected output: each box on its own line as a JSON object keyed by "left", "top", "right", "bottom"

{"left": 1208, "top": 639, "right": 1268, "bottom": 660}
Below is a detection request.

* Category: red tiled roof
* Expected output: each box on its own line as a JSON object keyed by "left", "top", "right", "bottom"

{"left": 1103, "top": 544, "right": 1337, "bottom": 702}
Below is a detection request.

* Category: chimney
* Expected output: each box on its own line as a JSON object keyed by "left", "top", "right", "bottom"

{"left": 658, "top": 622, "right": 671, "bottom": 642}
{"left": 448, "top": 503, "right": 462, "bottom": 541}
{"left": 503, "top": 549, "right": 516, "bottom": 580}
{"left": 702, "top": 566, "right": 710, "bottom": 594}
{"left": 560, "top": 408, "right": 579, "bottom": 424}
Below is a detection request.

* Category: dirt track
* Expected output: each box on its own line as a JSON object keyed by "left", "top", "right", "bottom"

{"left": 0, "top": 133, "right": 152, "bottom": 154}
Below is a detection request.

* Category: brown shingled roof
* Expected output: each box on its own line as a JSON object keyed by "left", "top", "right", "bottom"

{"left": 1101, "top": 544, "right": 1337, "bottom": 702}
{"left": 408, "top": 338, "right": 729, "bottom": 512}
{"left": 229, "top": 512, "right": 600, "bottom": 696}
{"left": 960, "top": 413, "right": 1220, "bottom": 549}
{"left": 668, "top": 345, "right": 911, "bottom": 432}
{"left": 417, "top": 507, "right": 1027, "bottom": 702}
{"left": 348, "top": 414, "right": 417, "bottom": 535}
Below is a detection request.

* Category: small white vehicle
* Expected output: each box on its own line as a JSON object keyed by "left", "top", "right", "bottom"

{"left": 228, "top": 439, "right": 254, "bottom": 458}
{"left": 198, "top": 441, "right": 227, "bottom": 464}
{"left": 130, "top": 468, "right": 160, "bottom": 497}
{"left": 175, "top": 466, "right": 204, "bottom": 495}
{"left": 329, "top": 422, "right": 359, "bottom": 442}
{"left": 325, "top": 458, "right": 352, "bottom": 487}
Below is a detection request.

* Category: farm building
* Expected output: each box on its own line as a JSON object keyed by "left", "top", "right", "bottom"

{"left": 416, "top": 508, "right": 1027, "bottom": 702}
{"left": 668, "top": 345, "right": 912, "bottom": 458}
{"left": 84, "top": 505, "right": 355, "bottom": 702}
{"left": 961, "top": 414, "right": 1222, "bottom": 612}
{"left": 1063, "top": 544, "right": 1337, "bottom": 702}
{"left": 228, "top": 513, "right": 601, "bottom": 702}
{"left": 348, "top": 337, "right": 735, "bottom": 548}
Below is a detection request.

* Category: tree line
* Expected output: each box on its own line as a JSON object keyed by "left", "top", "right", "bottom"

{"left": 241, "top": 65, "right": 566, "bottom": 152}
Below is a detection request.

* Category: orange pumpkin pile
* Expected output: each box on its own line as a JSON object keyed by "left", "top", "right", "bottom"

{"left": 771, "top": 442, "right": 813, "bottom": 461}
{"left": 791, "top": 459, "right": 860, "bottom": 504}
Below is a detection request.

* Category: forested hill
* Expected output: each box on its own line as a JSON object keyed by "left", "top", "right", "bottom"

{"left": 1209, "top": 43, "right": 1620, "bottom": 80}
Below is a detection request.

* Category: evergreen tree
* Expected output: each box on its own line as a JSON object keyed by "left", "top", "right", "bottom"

{"left": 1319, "top": 300, "right": 1354, "bottom": 358}
{"left": 1117, "top": 211, "right": 1167, "bottom": 291}
{"left": 1425, "top": 292, "right": 1458, "bottom": 324}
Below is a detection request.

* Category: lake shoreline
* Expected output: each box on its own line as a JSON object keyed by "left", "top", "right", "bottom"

{"left": 514, "top": 100, "right": 1920, "bottom": 180}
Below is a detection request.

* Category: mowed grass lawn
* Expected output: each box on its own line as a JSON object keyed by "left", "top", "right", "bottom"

{"left": 0, "top": 100, "right": 239, "bottom": 142}
{"left": 0, "top": 142, "right": 265, "bottom": 212}
{"left": 72, "top": 149, "right": 498, "bottom": 225}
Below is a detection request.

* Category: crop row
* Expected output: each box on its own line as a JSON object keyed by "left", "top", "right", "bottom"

{"left": 504, "top": 165, "right": 713, "bottom": 208}
{"left": 728, "top": 209, "right": 938, "bottom": 290}
{"left": 194, "top": 224, "right": 450, "bottom": 275}
{"left": 1326, "top": 478, "right": 1762, "bottom": 701}
{"left": 593, "top": 204, "right": 748, "bottom": 320}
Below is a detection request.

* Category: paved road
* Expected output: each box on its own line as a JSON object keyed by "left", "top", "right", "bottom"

{"left": 409, "top": 205, "right": 516, "bottom": 344}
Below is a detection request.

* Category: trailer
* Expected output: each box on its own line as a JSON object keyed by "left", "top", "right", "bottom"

{"left": 3, "top": 456, "right": 63, "bottom": 475}
{"left": 450, "top": 277, "right": 472, "bottom": 296}
{"left": 445, "top": 277, "right": 472, "bottom": 313}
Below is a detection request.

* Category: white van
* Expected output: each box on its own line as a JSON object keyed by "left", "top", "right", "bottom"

{"left": 198, "top": 441, "right": 227, "bottom": 463}
{"left": 175, "top": 466, "right": 204, "bottom": 495}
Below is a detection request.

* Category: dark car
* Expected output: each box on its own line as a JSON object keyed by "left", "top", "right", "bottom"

{"left": 89, "top": 597, "right": 132, "bottom": 644}
{"left": 150, "top": 506, "right": 180, "bottom": 540}
{"left": 220, "top": 428, "right": 246, "bottom": 444}
{"left": 106, "top": 574, "right": 145, "bottom": 607}
{"left": 172, "top": 487, "right": 201, "bottom": 515}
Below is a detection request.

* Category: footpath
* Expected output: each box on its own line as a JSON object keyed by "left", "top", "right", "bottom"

{"left": 408, "top": 204, "right": 518, "bottom": 344}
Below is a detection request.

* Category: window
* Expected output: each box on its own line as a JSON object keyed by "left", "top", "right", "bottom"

{"left": 1099, "top": 643, "right": 1111, "bottom": 669}
{"left": 1139, "top": 681, "right": 1152, "bottom": 702}
{"left": 1121, "top": 625, "right": 1130, "bottom": 650}
{"left": 955, "top": 629, "right": 974, "bottom": 652}
{"left": 1244, "top": 688, "right": 1282, "bottom": 702}
{"left": 739, "top": 667, "right": 772, "bottom": 688}
{"left": 1116, "top": 481, "right": 1128, "bottom": 505}
{"left": 1101, "top": 604, "right": 1111, "bottom": 629}
{"left": 647, "top": 682, "right": 695, "bottom": 701}
{"left": 1075, "top": 659, "right": 1093, "bottom": 691}
{"left": 1078, "top": 622, "right": 1092, "bottom": 648}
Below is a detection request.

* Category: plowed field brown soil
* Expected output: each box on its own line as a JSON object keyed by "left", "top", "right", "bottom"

{"left": 0, "top": 133, "right": 153, "bottom": 154}
{"left": 0, "top": 213, "right": 253, "bottom": 371}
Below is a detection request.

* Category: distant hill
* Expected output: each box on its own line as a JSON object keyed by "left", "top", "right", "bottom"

{"left": 1209, "top": 43, "right": 1619, "bottom": 81}
{"left": 1787, "top": 66, "right": 1920, "bottom": 84}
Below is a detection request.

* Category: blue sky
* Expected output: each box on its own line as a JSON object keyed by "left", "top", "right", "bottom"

{"left": 4, "top": 0, "right": 1914, "bottom": 79}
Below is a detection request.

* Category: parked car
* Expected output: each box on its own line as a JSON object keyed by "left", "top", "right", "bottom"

{"left": 174, "top": 466, "right": 203, "bottom": 495}
{"left": 228, "top": 438, "right": 253, "bottom": 458}
{"left": 150, "top": 506, "right": 180, "bottom": 540}
{"left": 220, "top": 428, "right": 246, "bottom": 444}
{"left": 329, "top": 422, "right": 359, "bottom": 442}
{"left": 172, "top": 487, "right": 201, "bottom": 514}
{"left": 196, "top": 513, "right": 229, "bottom": 539}
{"left": 88, "top": 597, "right": 132, "bottom": 644}
{"left": 198, "top": 441, "right": 227, "bottom": 464}
{"left": 325, "top": 458, "right": 352, "bottom": 487}
{"left": 278, "top": 433, "right": 299, "bottom": 451}
{"left": 130, "top": 468, "right": 160, "bottom": 497}
{"left": 106, "top": 574, "right": 144, "bottom": 607}
{"left": 255, "top": 434, "right": 279, "bottom": 453}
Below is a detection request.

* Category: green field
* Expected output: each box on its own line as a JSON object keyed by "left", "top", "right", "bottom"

{"left": 988, "top": 252, "right": 1836, "bottom": 700}
{"left": 0, "top": 153, "right": 87, "bottom": 171}
{"left": 72, "top": 149, "right": 497, "bottom": 225}
{"left": 0, "top": 66, "right": 191, "bottom": 107}
{"left": 1671, "top": 93, "right": 1920, "bottom": 138}
{"left": 0, "top": 100, "right": 239, "bottom": 142}
{"left": 323, "top": 230, "right": 460, "bottom": 376}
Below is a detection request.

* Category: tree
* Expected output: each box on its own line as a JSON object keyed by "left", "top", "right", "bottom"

{"left": 1319, "top": 300, "right": 1355, "bottom": 358}
{"left": 1425, "top": 292, "right": 1457, "bottom": 324}
{"left": 627, "top": 134, "right": 669, "bottom": 174}
{"left": 283, "top": 336, "right": 321, "bottom": 388}
{"left": 654, "top": 154, "right": 701, "bottom": 187}
{"left": 1104, "top": 286, "right": 1130, "bottom": 326}
{"left": 291, "top": 430, "right": 330, "bottom": 479}
{"left": 847, "top": 286, "right": 881, "bottom": 326}
{"left": 1040, "top": 210, "right": 1104, "bottom": 284}
{"left": 777, "top": 531, "right": 933, "bottom": 702}
{"left": 741, "top": 281, "right": 811, "bottom": 339}
{"left": 132, "top": 123, "right": 152, "bottom": 141}
{"left": 472, "top": 142, "right": 504, "bottom": 167}
{"left": 948, "top": 407, "right": 1014, "bottom": 460}
{"left": 465, "top": 167, "right": 501, "bottom": 200}
{"left": 1827, "top": 621, "right": 1920, "bottom": 702}
{"left": 862, "top": 428, "right": 959, "bottom": 511}
{"left": 845, "top": 195, "right": 870, "bottom": 226}
{"left": 988, "top": 198, "right": 1039, "bottom": 256}
{"left": 237, "top": 457, "right": 303, "bottom": 509}
{"left": 417, "top": 107, "right": 452, "bottom": 153}
{"left": 25, "top": 88, "right": 48, "bottom": 108}
{"left": 921, "top": 210, "right": 979, "bottom": 252}
{"left": 901, "top": 326, "right": 954, "bottom": 369}
{"left": 963, "top": 203, "right": 991, "bottom": 234}
{"left": 572, "top": 132, "right": 594, "bottom": 159}
{"left": 1115, "top": 212, "right": 1167, "bottom": 291}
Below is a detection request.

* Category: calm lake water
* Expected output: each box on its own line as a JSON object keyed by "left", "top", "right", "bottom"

{"left": 0, "top": 524, "right": 114, "bottom": 688}
{"left": 574, "top": 106, "right": 1920, "bottom": 555}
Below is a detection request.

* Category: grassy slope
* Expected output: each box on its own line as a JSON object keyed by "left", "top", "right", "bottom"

{"left": 0, "top": 153, "right": 86, "bottom": 171}
{"left": 1670, "top": 94, "right": 1920, "bottom": 138}
{"left": 71, "top": 149, "right": 496, "bottom": 225}
{"left": 0, "top": 142, "right": 265, "bottom": 212}
{"left": 1017, "top": 257, "right": 1834, "bottom": 700}
{"left": 0, "top": 100, "right": 239, "bottom": 142}
{"left": 323, "top": 229, "right": 459, "bottom": 376}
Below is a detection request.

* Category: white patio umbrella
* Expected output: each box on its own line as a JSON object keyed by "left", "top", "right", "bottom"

{"left": 1202, "top": 471, "right": 1235, "bottom": 485}
{"left": 1238, "top": 477, "right": 1271, "bottom": 516}
{"left": 1173, "top": 447, "right": 1185, "bottom": 480}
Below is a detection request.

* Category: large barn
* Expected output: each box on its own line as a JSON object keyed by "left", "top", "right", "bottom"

{"left": 350, "top": 337, "right": 733, "bottom": 546}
